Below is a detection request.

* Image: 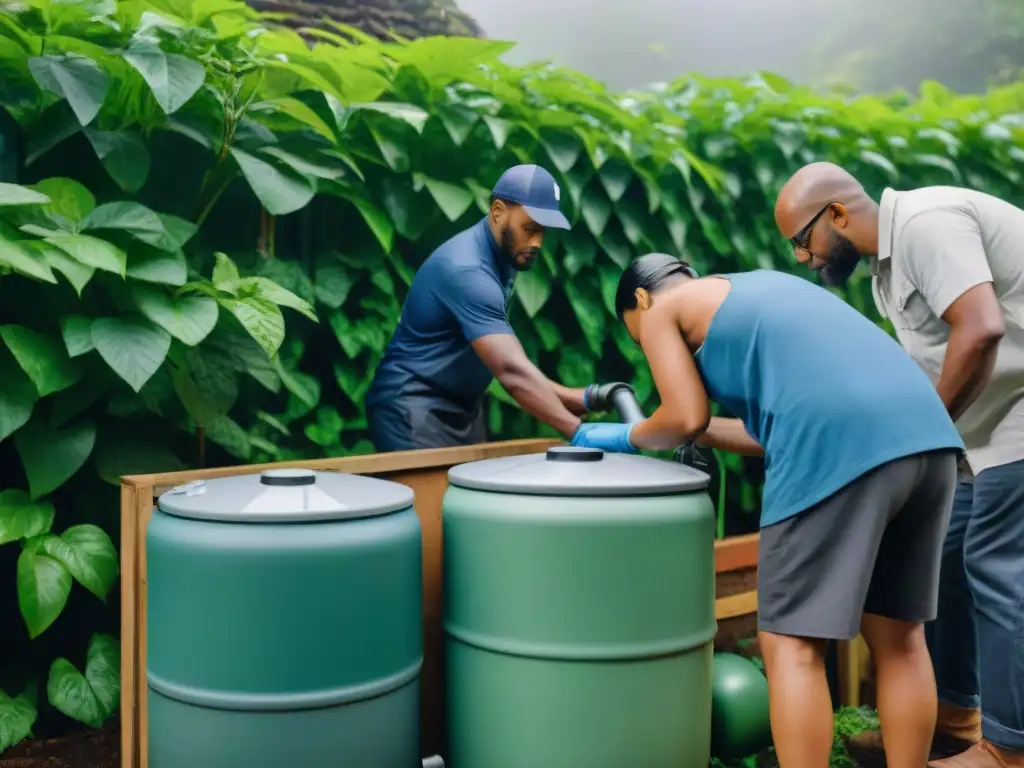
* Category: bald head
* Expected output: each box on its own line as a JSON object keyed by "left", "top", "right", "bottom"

{"left": 774, "top": 162, "right": 871, "bottom": 238}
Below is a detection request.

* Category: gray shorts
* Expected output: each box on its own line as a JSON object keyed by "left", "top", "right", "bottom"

{"left": 757, "top": 449, "right": 959, "bottom": 640}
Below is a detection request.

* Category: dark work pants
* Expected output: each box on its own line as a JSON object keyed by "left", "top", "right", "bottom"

{"left": 367, "top": 399, "right": 487, "bottom": 453}
{"left": 925, "top": 458, "right": 1024, "bottom": 750}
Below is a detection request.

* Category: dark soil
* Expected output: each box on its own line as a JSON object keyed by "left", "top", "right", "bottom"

{"left": 0, "top": 723, "right": 119, "bottom": 768}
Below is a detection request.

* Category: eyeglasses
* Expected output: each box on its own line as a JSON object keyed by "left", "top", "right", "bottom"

{"left": 790, "top": 202, "right": 835, "bottom": 251}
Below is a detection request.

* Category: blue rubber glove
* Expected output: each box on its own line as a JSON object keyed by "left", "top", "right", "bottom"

{"left": 570, "top": 422, "right": 638, "bottom": 454}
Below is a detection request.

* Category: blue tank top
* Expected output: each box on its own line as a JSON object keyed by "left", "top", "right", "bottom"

{"left": 693, "top": 270, "right": 963, "bottom": 528}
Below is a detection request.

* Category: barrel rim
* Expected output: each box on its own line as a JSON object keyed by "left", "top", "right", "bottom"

{"left": 446, "top": 452, "right": 711, "bottom": 496}
{"left": 156, "top": 469, "right": 416, "bottom": 523}
{"left": 147, "top": 657, "right": 423, "bottom": 712}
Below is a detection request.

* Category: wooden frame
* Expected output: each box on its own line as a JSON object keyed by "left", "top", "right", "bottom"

{"left": 117, "top": 439, "right": 858, "bottom": 768}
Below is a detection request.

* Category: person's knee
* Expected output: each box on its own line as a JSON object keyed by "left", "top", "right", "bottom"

{"left": 861, "top": 614, "right": 928, "bottom": 658}
{"left": 759, "top": 630, "right": 828, "bottom": 672}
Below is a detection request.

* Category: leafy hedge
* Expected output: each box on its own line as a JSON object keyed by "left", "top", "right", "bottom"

{"left": 0, "top": 0, "right": 1022, "bottom": 749}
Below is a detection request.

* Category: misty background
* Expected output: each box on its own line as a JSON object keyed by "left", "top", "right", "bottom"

{"left": 453, "top": 0, "right": 1024, "bottom": 94}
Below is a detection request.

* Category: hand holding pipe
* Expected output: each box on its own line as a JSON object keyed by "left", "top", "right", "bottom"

{"left": 583, "top": 382, "right": 646, "bottom": 424}
{"left": 585, "top": 382, "right": 710, "bottom": 469}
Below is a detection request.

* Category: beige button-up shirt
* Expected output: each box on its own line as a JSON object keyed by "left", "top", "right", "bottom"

{"left": 870, "top": 186, "right": 1024, "bottom": 476}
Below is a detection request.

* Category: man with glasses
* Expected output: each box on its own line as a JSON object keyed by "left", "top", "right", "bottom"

{"left": 774, "top": 161, "right": 1024, "bottom": 768}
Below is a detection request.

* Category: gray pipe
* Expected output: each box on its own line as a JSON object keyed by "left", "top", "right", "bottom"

{"left": 422, "top": 756, "right": 445, "bottom": 768}
{"left": 609, "top": 387, "right": 646, "bottom": 425}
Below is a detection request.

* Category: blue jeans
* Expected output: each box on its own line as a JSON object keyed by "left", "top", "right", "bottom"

{"left": 925, "top": 458, "right": 1024, "bottom": 750}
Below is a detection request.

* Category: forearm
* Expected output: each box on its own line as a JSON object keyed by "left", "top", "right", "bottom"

{"left": 936, "top": 326, "right": 1001, "bottom": 422}
{"left": 500, "top": 369, "right": 582, "bottom": 438}
{"left": 629, "top": 405, "right": 710, "bottom": 452}
{"left": 549, "top": 380, "right": 588, "bottom": 416}
{"left": 696, "top": 417, "right": 764, "bottom": 457}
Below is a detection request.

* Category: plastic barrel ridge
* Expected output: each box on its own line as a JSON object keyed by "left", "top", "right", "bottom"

{"left": 146, "top": 469, "right": 423, "bottom": 768}
{"left": 444, "top": 447, "right": 716, "bottom": 768}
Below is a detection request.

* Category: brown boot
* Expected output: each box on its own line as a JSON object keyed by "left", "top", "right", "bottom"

{"left": 928, "top": 740, "right": 1024, "bottom": 768}
{"left": 844, "top": 703, "right": 982, "bottom": 766}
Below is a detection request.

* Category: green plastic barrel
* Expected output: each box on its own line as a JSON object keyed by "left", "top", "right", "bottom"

{"left": 147, "top": 468, "right": 423, "bottom": 768}
{"left": 443, "top": 446, "right": 716, "bottom": 768}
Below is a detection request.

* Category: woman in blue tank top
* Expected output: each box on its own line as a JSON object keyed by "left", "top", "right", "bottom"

{"left": 572, "top": 253, "right": 963, "bottom": 768}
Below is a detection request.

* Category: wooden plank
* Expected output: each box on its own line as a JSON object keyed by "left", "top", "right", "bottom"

{"left": 139, "top": 438, "right": 559, "bottom": 495}
{"left": 136, "top": 490, "right": 154, "bottom": 768}
{"left": 120, "top": 483, "right": 139, "bottom": 768}
{"left": 714, "top": 532, "right": 758, "bottom": 573}
{"left": 381, "top": 467, "right": 449, "bottom": 758}
{"left": 836, "top": 636, "right": 870, "bottom": 707}
{"left": 715, "top": 589, "right": 758, "bottom": 620}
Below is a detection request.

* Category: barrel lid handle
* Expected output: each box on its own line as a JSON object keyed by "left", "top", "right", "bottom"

{"left": 546, "top": 446, "right": 604, "bottom": 463}
{"left": 260, "top": 468, "right": 316, "bottom": 486}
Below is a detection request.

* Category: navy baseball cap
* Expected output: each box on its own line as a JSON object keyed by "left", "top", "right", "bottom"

{"left": 491, "top": 164, "right": 571, "bottom": 230}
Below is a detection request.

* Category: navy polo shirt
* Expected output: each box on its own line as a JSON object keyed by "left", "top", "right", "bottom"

{"left": 366, "top": 217, "right": 517, "bottom": 450}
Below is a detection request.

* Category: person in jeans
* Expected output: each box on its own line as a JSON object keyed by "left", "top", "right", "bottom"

{"left": 774, "top": 161, "right": 1024, "bottom": 768}
{"left": 573, "top": 253, "right": 964, "bottom": 768}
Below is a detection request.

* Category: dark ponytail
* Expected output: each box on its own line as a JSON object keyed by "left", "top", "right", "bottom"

{"left": 614, "top": 253, "right": 697, "bottom": 318}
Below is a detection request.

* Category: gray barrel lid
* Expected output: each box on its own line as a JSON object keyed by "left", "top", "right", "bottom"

{"left": 447, "top": 446, "right": 711, "bottom": 497}
{"left": 157, "top": 468, "right": 415, "bottom": 523}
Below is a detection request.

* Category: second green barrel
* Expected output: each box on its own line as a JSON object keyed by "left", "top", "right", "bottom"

{"left": 443, "top": 446, "right": 716, "bottom": 768}
{"left": 147, "top": 468, "right": 422, "bottom": 768}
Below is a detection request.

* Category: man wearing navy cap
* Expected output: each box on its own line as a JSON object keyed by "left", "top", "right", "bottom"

{"left": 366, "top": 164, "right": 595, "bottom": 452}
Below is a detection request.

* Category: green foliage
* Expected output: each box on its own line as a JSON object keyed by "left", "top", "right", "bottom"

{"left": 0, "top": 0, "right": 1021, "bottom": 748}
{"left": 708, "top": 706, "right": 879, "bottom": 768}
{"left": 47, "top": 633, "right": 119, "bottom": 729}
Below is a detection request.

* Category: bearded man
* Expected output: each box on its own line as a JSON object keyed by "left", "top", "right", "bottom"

{"left": 774, "top": 162, "right": 1024, "bottom": 768}
{"left": 367, "top": 164, "right": 593, "bottom": 451}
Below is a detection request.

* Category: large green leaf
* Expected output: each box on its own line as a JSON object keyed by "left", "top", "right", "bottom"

{"left": 47, "top": 633, "right": 119, "bottom": 728}
{"left": 0, "top": 346, "right": 36, "bottom": 443}
{"left": 435, "top": 104, "right": 479, "bottom": 146}
{"left": 230, "top": 148, "right": 315, "bottom": 216}
{"left": 170, "top": 344, "right": 240, "bottom": 425}
{"left": 126, "top": 247, "right": 187, "bottom": 286}
{"left": 217, "top": 277, "right": 317, "bottom": 323}
{"left": 31, "top": 177, "right": 95, "bottom": 228}
{"left": 17, "top": 547, "right": 72, "bottom": 638}
{"left": 205, "top": 414, "right": 250, "bottom": 459}
{"left": 83, "top": 201, "right": 164, "bottom": 240}
{"left": 31, "top": 242, "right": 93, "bottom": 294}
{"left": 0, "top": 183, "right": 49, "bottom": 207}
{"left": 0, "top": 325, "right": 82, "bottom": 397}
{"left": 123, "top": 40, "right": 205, "bottom": 115}
{"left": 515, "top": 269, "right": 551, "bottom": 319}
{"left": 565, "top": 277, "right": 607, "bottom": 357}
{"left": 28, "top": 54, "right": 108, "bottom": 127}
{"left": 0, "top": 238, "right": 58, "bottom": 284}
{"left": 40, "top": 525, "right": 117, "bottom": 602}
{"left": 15, "top": 419, "right": 97, "bottom": 500}
{"left": 45, "top": 234, "right": 126, "bottom": 276}
{"left": 314, "top": 259, "right": 356, "bottom": 309}
{"left": 220, "top": 298, "right": 286, "bottom": 358}
{"left": 418, "top": 175, "right": 474, "bottom": 222}
{"left": 91, "top": 316, "right": 171, "bottom": 392}
{"left": 83, "top": 129, "right": 151, "bottom": 193}
{"left": 0, "top": 687, "right": 37, "bottom": 753}
{"left": 0, "top": 490, "right": 55, "bottom": 546}
{"left": 353, "top": 102, "right": 429, "bottom": 133}
{"left": 132, "top": 287, "right": 219, "bottom": 346}
{"left": 579, "top": 186, "right": 613, "bottom": 237}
